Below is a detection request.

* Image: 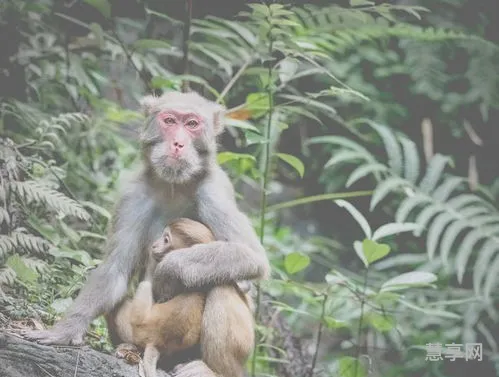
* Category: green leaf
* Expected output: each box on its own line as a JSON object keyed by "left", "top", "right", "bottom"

{"left": 276, "top": 153, "right": 305, "bottom": 178}
{"left": 362, "top": 239, "right": 391, "bottom": 266}
{"left": 324, "top": 316, "right": 348, "bottom": 329}
{"left": 217, "top": 152, "right": 256, "bottom": 165}
{"left": 339, "top": 356, "right": 367, "bottom": 377}
{"left": 224, "top": 118, "right": 260, "bottom": 133}
{"left": 246, "top": 92, "right": 270, "bottom": 116}
{"left": 372, "top": 222, "right": 421, "bottom": 241}
{"left": 335, "top": 200, "right": 372, "bottom": 239}
{"left": 367, "top": 312, "right": 395, "bottom": 332}
{"left": 284, "top": 252, "right": 310, "bottom": 275}
{"left": 83, "top": 0, "right": 111, "bottom": 18}
{"left": 133, "top": 39, "right": 171, "bottom": 50}
{"left": 6, "top": 255, "right": 38, "bottom": 283}
{"left": 349, "top": 0, "right": 375, "bottom": 6}
{"left": 381, "top": 271, "right": 437, "bottom": 292}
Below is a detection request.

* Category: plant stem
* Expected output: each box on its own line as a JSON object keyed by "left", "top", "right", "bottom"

{"left": 181, "top": 0, "right": 192, "bottom": 93}
{"left": 251, "top": 7, "right": 275, "bottom": 377}
{"left": 355, "top": 268, "right": 369, "bottom": 377}
{"left": 309, "top": 294, "right": 328, "bottom": 377}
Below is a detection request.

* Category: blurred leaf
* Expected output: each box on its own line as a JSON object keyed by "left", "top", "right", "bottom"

{"left": 284, "top": 252, "right": 310, "bottom": 274}
{"left": 367, "top": 312, "right": 395, "bottom": 332}
{"left": 6, "top": 255, "right": 38, "bottom": 283}
{"left": 133, "top": 39, "right": 171, "bottom": 50}
{"left": 372, "top": 222, "right": 421, "bottom": 241}
{"left": 83, "top": 0, "right": 111, "bottom": 18}
{"left": 339, "top": 356, "right": 367, "bottom": 377}
{"left": 276, "top": 153, "right": 305, "bottom": 178}
{"left": 381, "top": 271, "right": 437, "bottom": 292}
{"left": 217, "top": 152, "right": 256, "bottom": 165}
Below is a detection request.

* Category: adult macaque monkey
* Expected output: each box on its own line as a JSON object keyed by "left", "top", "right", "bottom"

{"left": 24, "top": 91, "right": 270, "bottom": 377}
{"left": 107, "top": 218, "right": 254, "bottom": 377}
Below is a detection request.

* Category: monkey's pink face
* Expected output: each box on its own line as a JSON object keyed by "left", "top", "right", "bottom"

{"left": 145, "top": 108, "right": 210, "bottom": 183}
{"left": 157, "top": 110, "right": 205, "bottom": 160}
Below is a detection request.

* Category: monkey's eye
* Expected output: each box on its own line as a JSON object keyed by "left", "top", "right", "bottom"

{"left": 185, "top": 119, "right": 199, "bottom": 129}
{"left": 163, "top": 117, "right": 176, "bottom": 125}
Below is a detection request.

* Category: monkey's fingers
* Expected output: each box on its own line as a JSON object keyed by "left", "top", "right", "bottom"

{"left": 115, "top": 343, "right": 141, "bottom": 364}
{"left": 172, "top": 360, "right": 217, "bottom": 377}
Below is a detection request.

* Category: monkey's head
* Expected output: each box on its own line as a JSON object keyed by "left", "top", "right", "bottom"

{"left": 151, "top": 218, "right": 215, "bottom": 262}
{"left": 139, "top": 91, "right": 225, "bottom": 184}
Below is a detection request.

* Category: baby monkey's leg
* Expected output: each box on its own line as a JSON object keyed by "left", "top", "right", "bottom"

{"left": 142, "top": 344, "right": 160, "bottom": 377}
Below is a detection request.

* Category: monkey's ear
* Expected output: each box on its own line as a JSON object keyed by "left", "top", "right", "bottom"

{"left": 139, "top": 95, "right": 159, "bottom": 116}
{"left": 213, "top": 104, "right": 226, "bottom": 136}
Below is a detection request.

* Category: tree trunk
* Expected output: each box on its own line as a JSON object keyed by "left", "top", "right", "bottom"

{"left": 0, "top": 332, "right": 170, "bottom": 377}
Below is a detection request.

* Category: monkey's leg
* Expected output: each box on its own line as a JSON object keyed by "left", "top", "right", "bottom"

{"left": 143, "top": 344, "right": 160, "bottom": 377}
{"left": 129, "top": 281, "right": 154, "bottom": 325}
{"left": 174, "top": 287, "right": 253, "bottom": 377}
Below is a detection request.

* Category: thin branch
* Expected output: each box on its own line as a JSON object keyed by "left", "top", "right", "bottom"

{"left": 309, "top": 294, "right": 328, "bottom": 377}
{"left": 217, "top": 59, "right": 252, "bottom": 103}
{"left": 181, "top": 0, "right": 193, "bottom": 93}
{"left": 110, "top": 27, "right": 153, "bottom": 93}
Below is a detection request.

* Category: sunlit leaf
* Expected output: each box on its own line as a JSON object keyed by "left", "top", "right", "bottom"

{"left": 284, "top": 252, "right": 310, "bottom": 274}
{"left": 276, "top": 153, "right": 305, "bottom": 178}
{"left": 362, "top": 239, "right": 391, "bottom": 266}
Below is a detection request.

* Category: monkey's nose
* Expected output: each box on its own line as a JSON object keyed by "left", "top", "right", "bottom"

{"left": 173, "top": 141, "right": 184, "bottom": 149}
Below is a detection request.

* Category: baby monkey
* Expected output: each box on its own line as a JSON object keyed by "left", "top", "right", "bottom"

{"left": 106, "top": 218, "right": 254, "bottom": 377}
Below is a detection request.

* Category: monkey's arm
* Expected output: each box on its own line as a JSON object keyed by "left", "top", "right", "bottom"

{"left": 24, "top": 181, "right": 156, "bottom": 345}
{"left": 154, "top": 170, "right": 270, "bottom": 296}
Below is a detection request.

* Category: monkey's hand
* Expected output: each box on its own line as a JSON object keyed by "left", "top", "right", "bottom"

{"left": 172, "top": 360, "right": 218, "bottom": 377}
{"left": 152, "top": 261, "right": 185, "bottom": 302}
{"left": 22, "top": 320, "right": 86, "bottom": 346}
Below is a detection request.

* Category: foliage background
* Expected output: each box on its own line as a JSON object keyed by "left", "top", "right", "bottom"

{"left": 1, "top": 0, "right": 498, "bottom": 376}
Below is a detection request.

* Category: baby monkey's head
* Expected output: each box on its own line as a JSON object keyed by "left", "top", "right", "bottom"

{"left": 151, "top": 218, "right": 215, "bottom": 262}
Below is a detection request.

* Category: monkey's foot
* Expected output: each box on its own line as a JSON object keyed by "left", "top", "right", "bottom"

{"left": 115, "top": 343, "right": 141, "bottom": 364}
{"left": 172, "top": 360, "right": 217, "bottom": 377}
{"left": 22, "top": 327, "right": 85, "bottom": 346}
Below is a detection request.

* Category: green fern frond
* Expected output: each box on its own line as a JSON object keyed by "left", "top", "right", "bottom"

{"left": 0, "top": 267, "right": 15, "bottom": 286}
{"left": 10, "top": 232, "right": 51, "bottom": 254}
{"left": 11, "top": 180, "right": 90, "bottom": 221}
{"left": 322, "top": 122, "right": 499, "bottom": 298}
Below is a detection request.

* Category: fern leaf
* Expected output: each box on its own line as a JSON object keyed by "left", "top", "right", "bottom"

{"left": 346, "top": 162, "right": 388, "bottom": 187}
{"left": 470, "top": 215, "right": 499, "bottom": 229}
{"left": 439, "top": 219, "right": 469, "bottom": 266}
{"left": 370, "top": 176, "right": 408, "bottom": 210}
{"left": 459, "top": 206, "right": 492, "bottom": 218}
{"left": 21, "top": 256, "right": 48, "bottom": 273}
{"left": 426, "top": 212, "right": 454, "bottom": 260}
{"left": 335, "top": 200, "right": 372, "bottom": 239}
{"left": 11, "top": 232, "right": 50, "bottom": 254}
{"left": 418, "top": 154, "right": 451, "bottom": 194}
{"left": 447, "top": 194, "right": 493, "bottom": 212}
{"left": 432, "top": 176, "right": 465, "bottom": 201}
{"left": 455, "top": 229, "right": 486, "bottom": 284}
{"left": 400, "top": 137, "right": 420, "bottom": 184}
{"left": 0, "top": 207, "right": 10, "bottom": 226}
{"left": 368, "top": 122, "right": 403, "bottom": 176}
{"left": 372, "top": 222, "right": 421, "bottom": 242}
{"left": 483, "top": 252, "right": 499, "bottom": 301}
{"left": 324, "top": 150, "right": 368, "bottom": 169}
{"left": 11, "top": 180, "right": 90, "bottom": 220}
{"left": 306, "top": 135, "right": 373, "bottom": 157}
{"left": 0, "top": 235, "right": 15, "bottom": 257}
{"left": 473, "top": 240, "right": 498, "bottom": 295}
{"left": 414, "top": 204, "right": 444, "bottom": 236}
{"left": 0, "top": 266, "right": 15, "bottom": 286}
{"left": 395, "top": 194, "right": 432, "bottom": 223}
